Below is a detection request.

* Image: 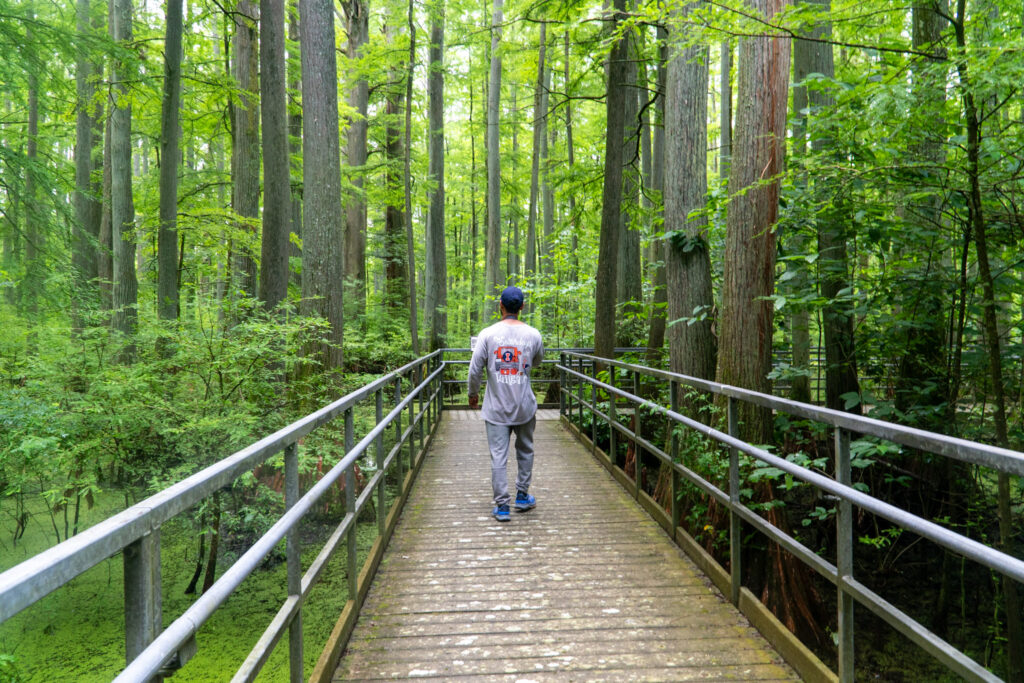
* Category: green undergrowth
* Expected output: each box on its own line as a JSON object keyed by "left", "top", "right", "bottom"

{"left": 0, "top": 488, "right": 385, "bottom": 682}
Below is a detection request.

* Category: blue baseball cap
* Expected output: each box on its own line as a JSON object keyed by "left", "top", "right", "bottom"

{"left": 500, "top": 286, "right": 524, "bottom": 313}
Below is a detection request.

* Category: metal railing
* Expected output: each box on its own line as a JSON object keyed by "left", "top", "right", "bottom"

{"left": 0, "top": 351, "right": 445, "bottom": 682}
{"left": 557, "top": 351, "right": 1024, "bottom": 683}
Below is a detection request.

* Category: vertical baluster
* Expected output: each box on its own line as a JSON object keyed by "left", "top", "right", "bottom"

{"left": 394, "top": 378, "right": 404, "bottom": 494}
{"left": 345, "top": 408, "right": 357, "bottom": 600}
{"left": 559, "top": 352, "right": 566, "bottom": 417}
{"left": 417, "top": 366, "right": 425, "bottom": 452}
{"left": 124, "top": 530, "right": 162, "bottom": 679}
{"left": 284, "top": 442, "right": 302, "bottom": 682}
{"left": 669, "top": 379, "right": 680, "bottom": 533}
{"left": 836, "top": 427, "right": 854, "bottom": 682}
{"left": 590, "top": 365, "right": 598, "bottom": 454}
{"left": 728, "top": 396, "right": 741, "bottom": 607}
{"left": 577, "top": 357, "right": 583, "bottom": 430}
{"left": 403, "top": 374, "right": 411, "bottom": 471}
{"left": 376, "top": 390, "right": 385, "bottom": 538}
{"left": 608, "top": 366, "right": 617, "bottom": 467}
{"left": 632, "top": 370, "right": 640, "bottom": 494}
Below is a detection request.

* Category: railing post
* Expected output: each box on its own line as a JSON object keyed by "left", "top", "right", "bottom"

{"left": 576, "top": 357, "right": 583, "bottom": 430}
{"left": 375, "top": 389, "right": 385, "bottom": 538}
{"left": 608, "top": 367, "right": 618, "bottom": 467}
{"left": 728, "top": 396, "right": 741, "bottom": 607}
{"left": 408, "top": 378, "right": 416, "bottom": 470}
{"left": 590, "top": 368, "right": 598, "bottom": 454}
{"left": 836, "top": 427, "right": 854, "bottom": 682}
{"left": 417, "top": 368, "right": 425, "bottom": 452}
{"left": 632, "top": 370, "right": 640, "bottom": 494}
{"left": 124, "top": 530, "right": 162, "bottom": 680}
{"left": 284, "top": 442, "right": 302, "bottom": 683}
{"left": 345, "top": 408, "right": 357, "bottom": 600}
{"left": 669, "top": 379, "right": 680, "bottom": 533}
{"left": 559, "top": 352, "right": 566, "bottom": 417}
{"left": 394, "top": 378, "right": 404, "bottom": 494}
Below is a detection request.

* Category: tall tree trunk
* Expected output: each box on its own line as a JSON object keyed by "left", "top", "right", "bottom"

{"left": 73, "top": 0, "right": 102, "bottom": 322}
{"left": 384, "top": 21, "right": 408, "bottom": 311}
{"left": 24, "top": 50, "right": 41, "bottom": 319}
{"left": 301, "top": 0, "right": 344, "bottom": 368}
{"left": 526, "top": 23, "right": 546, "bottom": 279}
{"left": 424, "top": 3, "right": 447, "bottom": 351}
{"left": 716, "top": 0, "right": 789, "bottom": 442}
{"left": 469, "top": 74, "right": 479, "bottom": 328}
{"left": 564, "top": 31, "right": 579, "bottom": 284}
{"left": 540, "top": 60, "right": 553, "bottom": 279}
{"left": 343, "top": 0, "right": 369, "bottom": 318}
{"left": 158, "top": 0, "right": 183, "bottom": 322}
{"left": 259, "top": 0, "right": 290, "bottom": 310}
{"left": 891, "top": 0, "right": 949, "bottom": 426}
{"left": 593, "top": 0, "right": 629, "bottom": 362}
{"left": 232, "top": 0, "right": 260, "bottom": 300}
{"left": 484, "top": 0, "right": 504, "bottom": 303}
{"left": 646, "top": 26, "right": 668, "bottom": 361}
{"left": 288, "top": 8, "right": 303, "bottom": 290}
{"left": 719, "top": 40, "right": 732, "bottom": 181}
{"left": 665, "top": 3, "right": 715, "bottom": 388}
{"left": 99, "top": 109, "right": 113, "bottom": 312}
{"left": 404, "top": 0, "right": 420, "bottom": 353}
{"left": 111, "top": 0, "right": 138, "bottom": 354}
{"left": 616, "top": 22, "right": 642, "bottom": 346}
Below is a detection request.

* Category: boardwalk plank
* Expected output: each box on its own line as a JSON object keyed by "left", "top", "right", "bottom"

{"left": 332, "top": 414, "right": 800, "bottom": 682}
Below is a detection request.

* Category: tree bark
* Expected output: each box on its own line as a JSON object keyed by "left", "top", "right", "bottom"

{"left": 384, "top": 21, "right": 408, "bottom": 311}
{"left": 158, "top": 0, "right": 183, "bottom": 322}
{"left": 259, "top": 0, "right": 290, "bottom": 310}
{"left": 716, "top": 0, "right": 789, "bottom": 442}
{"left": 616, "top": 23, "right": 643, "bottom": 346}
{"left": 424, "top": 3, "right": 447, "bottom": 350}
{"left": 404, "top": 0, "right": 420, "bottom": 353}
{"left": 645, "top": 26, "right": 668, "bottom": 361}
{"left": 288, "top": 8, "right": 303, "bottom": 291}
{"left": 343, "top": 0, "right": 369, "bottom": 318}
{"left": 24, "top": 49, "right": 41, "bottom": 318}
{"left": 232, "top": 0, "right": 260, "bottom": 300}
{"left": 665, "top": 4, "right": 715, "bottom": 388}
{"left": 484, "top": 0, "right": 504, "bottom": 303}
{"left": 526, "top": 23, "right": 546, "bottom": 278}
{"left": 564, "top": 31, "right": 579, "bottom": 285}
{"left": 719, "top": 40, "right": 732, "bottom": 181}
{"left": 111, "top": 0, "right": 138, "bottom": 354}
{"left": 73, "top": 0, "right": 102, "bottom": 321}
{"left": 301, "top": 0, "right": 344, "bottom": 368}
{"left": 593, "top": 0, "right": 629, "bottom": 362}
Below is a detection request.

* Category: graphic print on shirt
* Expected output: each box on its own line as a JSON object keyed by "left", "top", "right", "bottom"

{"left": 493, "top": 345, "right": 525, "bottom": 385}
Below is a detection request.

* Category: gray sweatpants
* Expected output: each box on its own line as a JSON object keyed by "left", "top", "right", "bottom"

{"left": 485, "top": 416, "right": 536, "bottom": 507}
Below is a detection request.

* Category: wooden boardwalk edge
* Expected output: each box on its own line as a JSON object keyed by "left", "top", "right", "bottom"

{"left": 562, "top": 416, "right": 837, "bottom": 683}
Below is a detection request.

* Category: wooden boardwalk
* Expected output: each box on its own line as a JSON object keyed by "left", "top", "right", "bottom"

{"left": 333, "top": 411, "right": 801, "bottom": 681}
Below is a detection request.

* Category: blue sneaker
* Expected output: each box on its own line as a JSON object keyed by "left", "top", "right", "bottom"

{"left": 514, "top": 492, "right": 536, "bottom": 512}
{"left": 492, "top": 504, "right": 511, "bottom": 522}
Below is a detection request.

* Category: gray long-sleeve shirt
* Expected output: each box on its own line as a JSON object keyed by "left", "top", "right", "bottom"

{"left": 467, "top": 319, "right": 544, "bottom": 426}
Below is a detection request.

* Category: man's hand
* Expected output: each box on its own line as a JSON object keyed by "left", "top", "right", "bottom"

{"left": 468, "top": 394, "right": 479, "bottom": 409}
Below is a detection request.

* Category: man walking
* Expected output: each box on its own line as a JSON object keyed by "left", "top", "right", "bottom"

{"left": 467, "top": 286, "right": 544, "bottom": 522}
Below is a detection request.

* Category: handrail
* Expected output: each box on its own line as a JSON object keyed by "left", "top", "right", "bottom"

{"left": 0, "top": 350, "right": 445, "bottom": 682}
{"left": 557, "top": 351, "right": 1023, "bottom": 683}
{"left": 567, "top": 352, "right": 1024, "bottom": 476}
